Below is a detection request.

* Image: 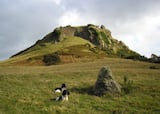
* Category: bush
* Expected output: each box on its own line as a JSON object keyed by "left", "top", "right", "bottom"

{"left": 126, "top": 55, "right": 148, "bottom": 61}
{"left": 52, "top": 29, "right": 61, "bottom": 42}
{"left": 122, "top": 76, "right": 134, "bottom": 94}
{"left": 149, "top": 66, "right": 159, "bottom": 69}
{"left": 43, "top": 54, "right": 60, "bottom": 65}
{"left": 100, "top": 31, "right": 110, "bottom": 44}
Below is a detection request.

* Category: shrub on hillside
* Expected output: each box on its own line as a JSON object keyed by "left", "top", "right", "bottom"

{"left": 149, "top": 66, "right": 159, "bottom": 69}
{"left": 126, "top": 55, "right": 148, "bottom": 61}
{"left": 52, "top": 29, "right": 61, "bottom": 42}
{"left": 43, "top": 54, "right": 60, "bottom": 65}
{"left": 121, "top": 76, "right": 134, "bottom": 94}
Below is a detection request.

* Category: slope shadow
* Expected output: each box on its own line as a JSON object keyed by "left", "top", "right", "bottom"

{"left": 70, "top": 86, "right": 95, "bottom": 95}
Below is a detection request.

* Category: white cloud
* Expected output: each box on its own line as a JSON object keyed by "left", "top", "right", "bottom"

{"left": 0, "top": 0, "right": 160, "bottom": 60}
{"left": 58, "top": 10, "right": 80, "bottom": 26}
{"left": 58, "top": 10, "right": 98, "bottom": 26}
{"left": 52, "top": 0, "right": 62, "bottom": 5}
{"left": 110, "top": 14, "right": 160, "bottom": 57}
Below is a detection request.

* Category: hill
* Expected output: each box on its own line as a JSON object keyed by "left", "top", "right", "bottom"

{"left": 1, "top": 24, "right": 140, "bottom": 66}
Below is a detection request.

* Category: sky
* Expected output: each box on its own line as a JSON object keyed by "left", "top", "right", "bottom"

{"left": 0, "top": 0, "right": 160, "bottom": 60}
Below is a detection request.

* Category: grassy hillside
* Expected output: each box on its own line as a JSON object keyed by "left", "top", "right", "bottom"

{"left": 0, "top": 36, "right": 95, "bottom": 66}
{"left": 0, "top": 58, "right": 160, "bottom": 114}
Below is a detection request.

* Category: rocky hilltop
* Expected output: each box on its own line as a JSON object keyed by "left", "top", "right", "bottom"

{"left": 7, "top": 24, "right": 140, "bottom": 65}
{"left": 34, "top": 24, "right": 136, "bottom": 56}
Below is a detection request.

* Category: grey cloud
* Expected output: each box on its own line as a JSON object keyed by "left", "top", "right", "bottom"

{"left": 62, "top": 0, "right": 160, "bottom": 23}
{"left": 0, "top": 0, "right": 63, "bottom": 60}
{"left": 0, "top": 0, "right": 160, "bottom": 60}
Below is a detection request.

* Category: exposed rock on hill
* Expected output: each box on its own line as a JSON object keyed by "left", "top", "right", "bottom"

{"left": 149, "top": 54, "right": 160, "bottom": 63}
{"left": 94, "top": 66, "right": 121, "bottom": 96}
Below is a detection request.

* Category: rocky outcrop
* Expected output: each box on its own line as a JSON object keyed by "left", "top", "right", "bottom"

{"left": 149, "top": 54, "right": 160, "bottom": 63}
{"left": 94, "top": 66, "right": 121, "bottom": 96}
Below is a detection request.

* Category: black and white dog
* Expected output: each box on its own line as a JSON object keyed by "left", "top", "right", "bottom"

{"left": 55, "top": 90, "right": 70, "bottom": 101}
{"left": 53, "top": 83, "right": 70, "bottom": 101}
{"left": 54, "top": 83, "right": 67, "bottom": 93}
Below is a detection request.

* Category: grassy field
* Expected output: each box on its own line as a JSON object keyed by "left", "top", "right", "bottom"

{"left": 0, "top": 58, "right": 160, "bottom": 114}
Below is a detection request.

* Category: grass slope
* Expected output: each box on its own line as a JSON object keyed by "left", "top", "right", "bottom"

{"left": 0, "top": 36, "right": 94, "bottom": 66}
{"left": 0, "top": 58, "right": 160, "bottom": 114}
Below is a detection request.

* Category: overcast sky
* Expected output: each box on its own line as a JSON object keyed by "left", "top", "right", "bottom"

{"left": 0, "top": 0, "right": 160, "bottom": 60}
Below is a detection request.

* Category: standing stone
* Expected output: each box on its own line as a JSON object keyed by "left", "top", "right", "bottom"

{"left": 94, "top": 66, "right": 121, "bottom": 96}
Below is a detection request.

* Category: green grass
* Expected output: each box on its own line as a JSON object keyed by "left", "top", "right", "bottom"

{"left": 0, "top": 58, "right": 160, "bottom": 114}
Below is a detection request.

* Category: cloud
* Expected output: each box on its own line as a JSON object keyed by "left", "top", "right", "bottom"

{"left": 52, "top": 0, "right": 62, "bottom": 5}
{"left": 110, "top": 13, "right": 160, "bottom": 57}
{"left": 58, "top": 10, "right": 98, "bottom": 26}
{"left": 58, "top": 0, "right": 160, "bottom": 57}
{"left": 0, "top": 0, "right": 62, "bottom": 60}
{"left": 58, "top": 10, "right": 80, "bottom": 26}
{"left": 0, "top": 0, "right": 160, "bottom": 60}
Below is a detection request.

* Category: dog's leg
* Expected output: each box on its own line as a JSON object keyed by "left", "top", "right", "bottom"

{"left": 55, "top": 96, "right": 60, "bottom": 101}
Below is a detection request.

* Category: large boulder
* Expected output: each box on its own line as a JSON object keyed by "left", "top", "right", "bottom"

{"left": 94, "top": 66, "right": 121, "bottom": 96}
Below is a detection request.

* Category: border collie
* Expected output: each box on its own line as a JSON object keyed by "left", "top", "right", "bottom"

{"left": 55, "top": 90, "right": 70, "bottom": 101}
{"left": 54, "top": 83, "right": 67, "bottom": 93}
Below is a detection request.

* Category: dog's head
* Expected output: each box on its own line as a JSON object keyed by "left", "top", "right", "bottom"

{"left": 61, "top": 83, "right": 66, "bottom": 88}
